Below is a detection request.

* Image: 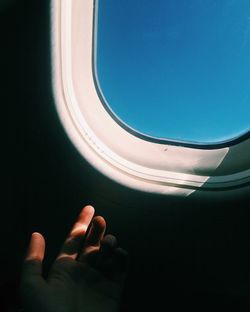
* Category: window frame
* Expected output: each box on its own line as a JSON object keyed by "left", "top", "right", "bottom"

{"left": 51, "top": 0, "right": 250, "bottom": 197}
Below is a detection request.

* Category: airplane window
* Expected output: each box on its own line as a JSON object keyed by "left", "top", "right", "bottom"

{"left": 95, "top": 0, "right": 250, "bottom": 144}
{"left": 52, "top": 0, "right": 250, "bottom": 197}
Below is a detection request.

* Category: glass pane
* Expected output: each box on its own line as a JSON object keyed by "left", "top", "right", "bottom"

{"left": 95, "top": 0, "right": 250, "bottom": 144}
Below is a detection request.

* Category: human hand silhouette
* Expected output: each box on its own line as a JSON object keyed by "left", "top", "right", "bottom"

{"left": 21, "top": 205, "right": 128, "bottom": 312}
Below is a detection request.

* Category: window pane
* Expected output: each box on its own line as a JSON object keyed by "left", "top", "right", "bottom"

{"left": 95, "top": 0, "right": 250, "bottom": 143}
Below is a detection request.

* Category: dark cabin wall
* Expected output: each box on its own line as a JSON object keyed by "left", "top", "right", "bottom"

{"left": 1, "top": 1, "right": 250, "bottom": 311}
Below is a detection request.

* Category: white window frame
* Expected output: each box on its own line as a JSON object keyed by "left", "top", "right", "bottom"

{"left": 51, "top": 0, "right": 250, "bottom": 198}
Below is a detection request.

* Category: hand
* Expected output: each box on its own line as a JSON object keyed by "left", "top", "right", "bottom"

{"left": 21, "top": 205, "right": 128, "bottom": 312}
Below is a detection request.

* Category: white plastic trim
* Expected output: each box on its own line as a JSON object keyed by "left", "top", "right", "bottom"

{"left": 51, "top": 0, "right": 250, "bottom": 197}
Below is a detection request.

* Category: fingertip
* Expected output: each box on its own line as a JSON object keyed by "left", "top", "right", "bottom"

{"left": 70, "top": 205, "right": 96, "bottom": 237}
{"left": 83, "top": 216, "right": 106, "bottom": 247}
{"left": 101, "top": 234, "right": 118, "bottom": 251}
{"left": 77, "top": 205, "right": 95, "bottom": 229}
{"left": 31, "top": 232, "right": 44, "bottom": 240}
{"left": 104, "top": 234, "right": 118, "bottom": 245}
{"left": 82, "top": 205, "right": 95, "bottom": 216}
{"left": 92, "top": 215, "right": 106, "bottom": 229}
{"left": 26, "top": 232, "right": 45, "bottom": 262}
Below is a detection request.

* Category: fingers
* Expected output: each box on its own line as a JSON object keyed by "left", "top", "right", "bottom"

{"left": 100, "top": 234, "right": 118, "bottom": 252}
{"left": 57, "top": 205, "right": 95, "bottom": 260}
{"left": 77, "top": 215, "right": 106, "bottom": 262}
{"left": 70, "top": 205, "right": 95, "bottom": 236}
{"left": 21, "top": 233, "right": 47, "bottom": 295}
{"left": 85, "top": 216, "right": 106, "bottom": 247}
{"left": 97, "top": 234, "right": 117, "bottom": 270}
{"left": 97, "top": 235, "right": 129, "bottom": 281}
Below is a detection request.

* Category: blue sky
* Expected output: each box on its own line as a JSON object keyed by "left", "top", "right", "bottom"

{"left": 95, "top": 0, "right": 250, "bottom": 144}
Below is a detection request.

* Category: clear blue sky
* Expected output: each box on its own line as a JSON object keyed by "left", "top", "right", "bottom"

{"left": 95, "top": 0, "right": 250, "bottom": 144}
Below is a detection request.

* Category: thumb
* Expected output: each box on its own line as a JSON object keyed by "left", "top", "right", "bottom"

{"left": 21, "top": 233, "right": 47, "bottom": 310}
{"left": 22, "top": 232, "right": 45, "bottom": 279}
{"left": 26, "top": 232, "right": 45, "bottom": 262}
